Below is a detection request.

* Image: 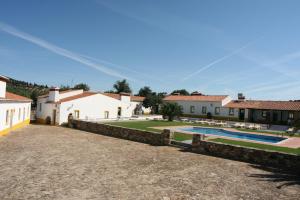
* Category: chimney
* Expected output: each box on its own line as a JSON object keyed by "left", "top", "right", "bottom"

{"left": 120, "top": 92, "right": 131, "bottom": 102}
{"left": 238, "top": 93, "right": 245, "bottom": 101}
{"left": 48, "top": 87, "right": 60, "bottom": 102}
{"left": 0, "top": 75, "right": 9, "bottom": 98}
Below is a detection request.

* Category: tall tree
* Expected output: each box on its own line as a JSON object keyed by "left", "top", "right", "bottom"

{"left": 143, "top": 92, "right": 166, "bottom": 114}
{"left": 113, "top": 79, "right": 132, "bottom": 93}
{"left": 138, "top": 86, "right": 152, "bottom": 97}
{"left": 171, "top": 89, "right": 190, "bottom": 95}
{"left": 73, "top": 83, "right": 90, "bottom": 91}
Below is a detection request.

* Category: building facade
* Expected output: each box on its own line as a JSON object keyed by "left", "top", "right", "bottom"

{"left": 225, "top": 100, "right": 300, "bottom": 125}
{"left": 163, "top": 94, "right": 235, "bottom": 120}
{"left": 163, "top": 93, "right": 300, "bottom": 126}
{"left": 0, "top": 76, "right": 32, "bottom": 136}
{"left": 36, "top": 88, "right": 147, "bottom": 125}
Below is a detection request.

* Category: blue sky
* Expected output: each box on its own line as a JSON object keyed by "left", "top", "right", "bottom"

{"left": 1, "top": 0, "right": 300, "bottom": 100}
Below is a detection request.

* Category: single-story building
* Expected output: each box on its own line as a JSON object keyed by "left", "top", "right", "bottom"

{"left": 36, "top": 88, "right": 147, "bottom": 125}
{"left": 163, "top": 93, "right": 233, "bottom": 119}
{"left": 0, "top": 75, "right": 32, "bottom": 136}
{"left": 225, "top": 100, "right": 300, "bottom": 125}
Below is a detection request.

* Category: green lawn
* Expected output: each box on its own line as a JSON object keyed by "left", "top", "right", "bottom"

{"left": 210, "top": 138, "right": 300, "bottom": 155}
{"left": 105, "top": 120, "right": 194, "bottom": 141}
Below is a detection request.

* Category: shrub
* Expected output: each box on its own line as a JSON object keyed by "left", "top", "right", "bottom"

{"left": 160, "top": 102, "right": 183, "bottom": 121}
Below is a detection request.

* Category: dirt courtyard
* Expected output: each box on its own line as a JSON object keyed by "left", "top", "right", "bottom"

{"left": 0, "top": 125, "right": 299, "bottom": 200}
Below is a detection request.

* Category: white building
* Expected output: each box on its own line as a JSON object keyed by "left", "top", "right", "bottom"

{"left": 163, "top": 93, "right": 234, "bottom": 119}
{"left": 36, "top": 88, "right": 147, "bottom": 125}
{"left": 0, "top": 75, "right": 32, "bottom": 136}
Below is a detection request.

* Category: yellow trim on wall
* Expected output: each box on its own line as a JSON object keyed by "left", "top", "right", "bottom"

{"left": 0, "top": 119, "right": 30, "bottom": 136}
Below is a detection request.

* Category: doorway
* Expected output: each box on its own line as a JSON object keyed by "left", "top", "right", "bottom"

{"left": 239, "top": 109, "right": 245, "bottom": 121}
{"left": 273, "top": 112, "right": 278, "bottom": 122}
{"left": 9, "top": 109, "right": 14, "bottom": 128}
{"left": 52, "top": 109, "right": 56, "bottom": 125}
{"left": 117, "top": 107, "right": 122, "bottom": 117}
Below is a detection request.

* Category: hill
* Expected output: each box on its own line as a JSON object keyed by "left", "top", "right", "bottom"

{"left": 6, "top": 77, "right": 49, "bottom": 107}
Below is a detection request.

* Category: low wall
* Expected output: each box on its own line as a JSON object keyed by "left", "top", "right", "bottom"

{"left": 192, "top": 134, "right": 300, "bottom": 170}
{"left": 69, "top": 119, "right": 170, "bottom": 146}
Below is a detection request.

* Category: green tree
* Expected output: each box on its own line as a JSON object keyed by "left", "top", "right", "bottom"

{"left": 60, "top": 85, "right": 71, "bottom": 91}
{"left": 73, "top": 83, "right": 90, "bottom": 91}
{"left": 113, "top": 79, "right": 132, "bottom": 93}
{"left": 160, "top": 102, "right": 183, "bottom": 121}
{"left": 171, "top": 89, "right": 189, "bottom": 95}
{"left": 143, "top": 92, "right": 166, "bottom": 114}
{"left": 138, "top": 86, "right": 152, "bottom": 97}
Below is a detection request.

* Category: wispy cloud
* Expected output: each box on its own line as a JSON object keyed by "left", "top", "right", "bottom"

{"left": 182, "top": 38, "right": 260, "bottom": 81}
{"left": 96, "top": 0, "right": 221, "bottom": 38}
{"left": 0, "top": 22, "right": 132, "bottom": 80}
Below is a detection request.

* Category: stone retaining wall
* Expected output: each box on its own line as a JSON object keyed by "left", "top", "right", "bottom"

{"left": 69, "top": 119, "right": 170, "bottom": 146}
{"left": 192, "top": 134, "right": 300, "bottom": 170}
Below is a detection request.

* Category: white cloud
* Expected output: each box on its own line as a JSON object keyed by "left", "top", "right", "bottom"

{"left": 0, "top": 22, "right": 132, "bottom": 80}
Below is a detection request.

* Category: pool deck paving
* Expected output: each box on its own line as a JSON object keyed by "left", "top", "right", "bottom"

{"left": 0, "top": 125, "right": 299, "bottom": 200}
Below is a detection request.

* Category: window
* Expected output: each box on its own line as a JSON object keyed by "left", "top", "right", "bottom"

{"left": 262, "top": 110, "right": 267, "bottom": 118}
{"left": 215, "top": 107, "right": 220, "bottom": 115}
{"left": 190, "top": 106, "right": 195, "bottom": 113}
{"left": 288, "top": 112, "right": 294, "bottom": 120}
{"left": 104, "top": 111, "right": 109, "bottom": 119}
{"left": 229, "top": 108, "right": 234, "bottom": 116}
{"left": 18, "top": 108, "right": 21, "bottom": 120}
{"left": 23, "top": 108, "right": 26, "bottom": 121}
{"left": 74, "top": 110, "right": 80, "bottom": 119}
{"left": 5, "top": 110, "right": 9, "bottom": 125}
{"left": 202, "top": 106, "right": 207, "bottom": 114}
{"left": 39, "top": 103, "right": 42, "bottom": 112}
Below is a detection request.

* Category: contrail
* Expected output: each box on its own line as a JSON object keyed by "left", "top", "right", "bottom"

{"left": 182, "top": 39, "right": 260, "bottom": 81}
{"left": 0, "top": 22, "right": 131, "bottom": 80}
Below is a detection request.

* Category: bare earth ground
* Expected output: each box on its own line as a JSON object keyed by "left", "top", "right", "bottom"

{"left": 0, "top": 125, "right": 299, "bottom": 200}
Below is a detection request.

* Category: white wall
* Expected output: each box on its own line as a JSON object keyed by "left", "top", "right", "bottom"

{"left": 0, "top": 81, "right": 6, "bottom": 98}
{"left": 0, "top": 102, "right": 31, "bottom": 131}
{"left": 59, "top": 90, "right": 83, "bottom": 99}
{"left": 36, "top": 97, "right": 57, "bottom": 121}
{"left": 58, "top": 93, "right": 138, "bottom": 124}
{"left": 166, "top": 100, "right": 239, "bottom": 118}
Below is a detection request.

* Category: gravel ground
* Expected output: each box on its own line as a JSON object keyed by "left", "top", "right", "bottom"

{"left": 0, "top": 125, "right": 299, "bottom": 200}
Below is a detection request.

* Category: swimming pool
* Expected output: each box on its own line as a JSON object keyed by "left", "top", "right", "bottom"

{"left": 179, "top": 127, "right": 286, "bottom": 144}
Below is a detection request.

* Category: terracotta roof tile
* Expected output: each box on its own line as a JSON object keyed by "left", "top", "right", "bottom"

{"left": 102, "top": 93, "right": 145, "bottom": 102}
{"left": 225, "top": 100, "right": 300, "bottom": 111}
{"left": 163, "top": 95, "right": 228, "bottom": 102}
{"left": 0, "top": 92, "right": 32, "bottom": 102}
{"left": 58, "top": 92, "right": 97, "bottom": 103}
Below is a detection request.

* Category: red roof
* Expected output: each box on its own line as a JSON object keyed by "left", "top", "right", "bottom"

{"left": 225, "top": 100, "right": 300, "bottom": 111}
{"left": 58, "top": 92, "right": 97, "bottom": 103}
{"left": 102, "top": 93, "right": 145, "bottom": 102}
{"left": 0, "top": 92, "right": 32, "bottom": 102}
{"left": 163, "top": 95, "right": 228, "bottom": 102}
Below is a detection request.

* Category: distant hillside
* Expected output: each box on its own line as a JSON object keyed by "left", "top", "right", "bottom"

{"left": 6, "top": 77, "right": 49, "bottom": 107}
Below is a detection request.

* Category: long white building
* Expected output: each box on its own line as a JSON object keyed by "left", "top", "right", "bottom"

{"left": 0, "top": 75, "right": 32, "bottom": 136}
{"left": 36, "top": 88, "right": 147, "bottom": 125}
{"left": 163, "top": 93, "right": 233, "bottom": 119}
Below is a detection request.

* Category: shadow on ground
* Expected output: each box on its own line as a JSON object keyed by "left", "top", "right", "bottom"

{"left": 248, "top": 164, "right": 300, "bottom": 189}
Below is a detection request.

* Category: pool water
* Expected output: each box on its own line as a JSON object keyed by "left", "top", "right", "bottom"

{"left": 179, "top": 127, "right": 286, "bottom": 144}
